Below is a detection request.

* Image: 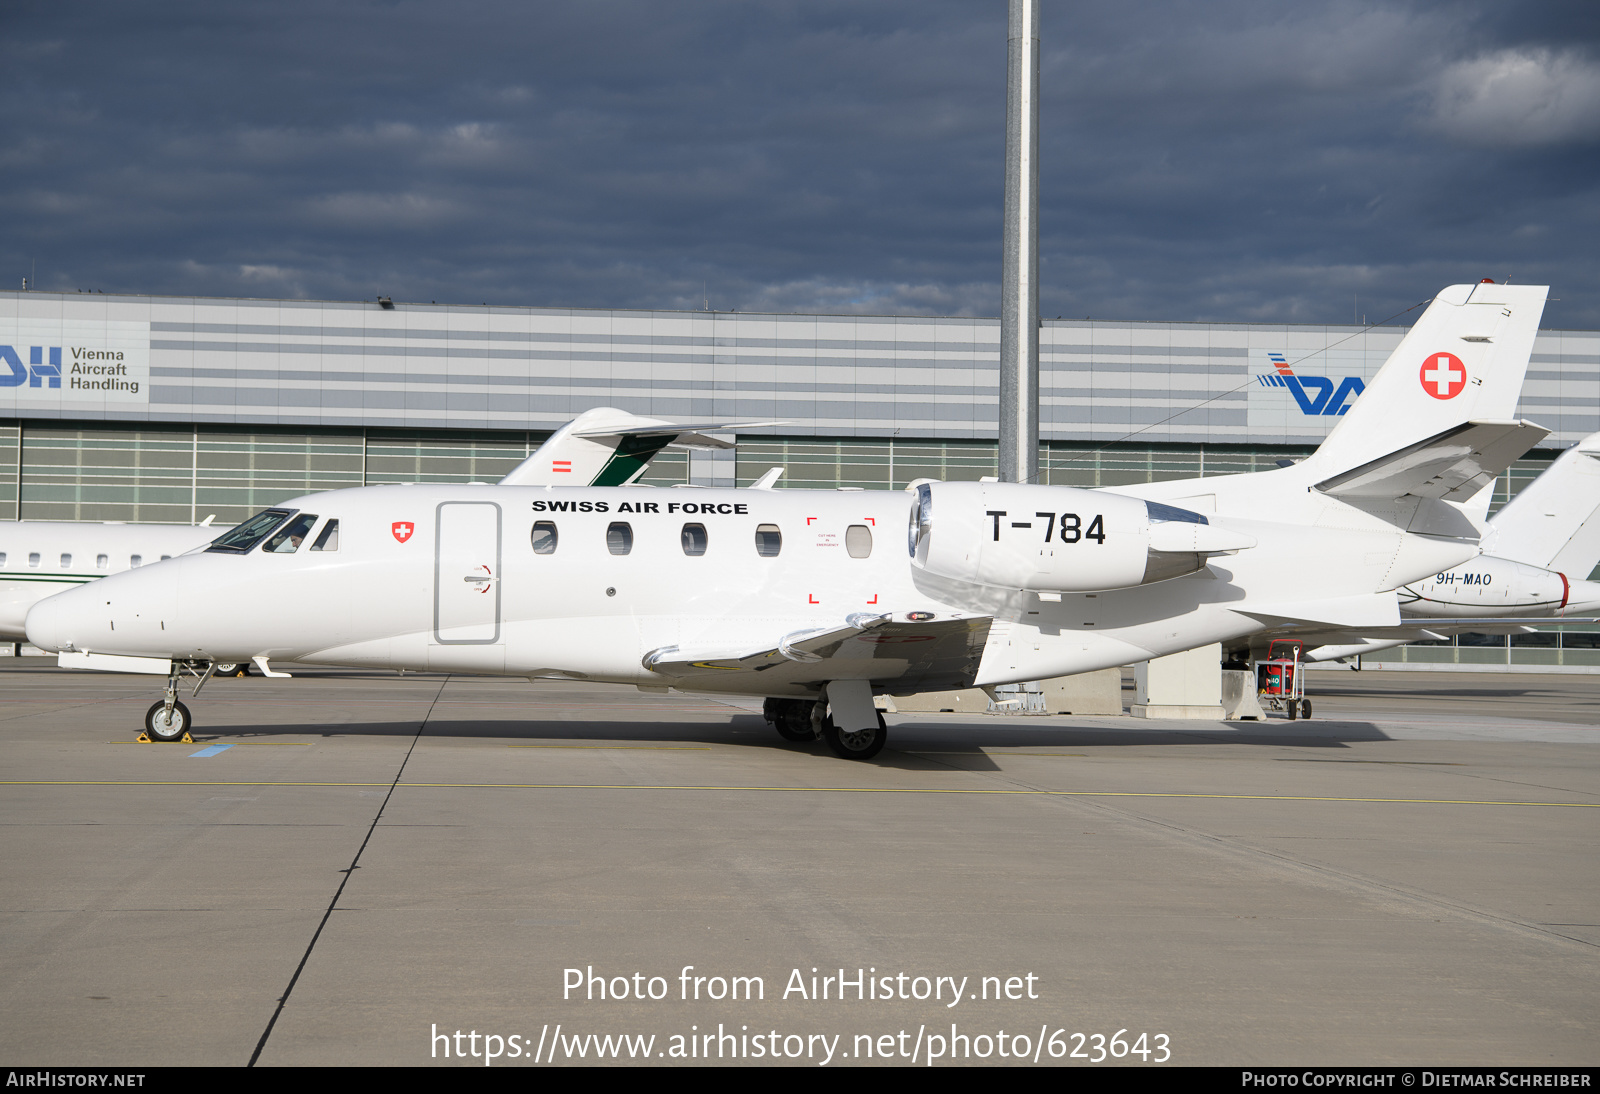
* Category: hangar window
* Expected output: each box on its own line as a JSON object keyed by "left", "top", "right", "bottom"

{"left": 263, "top": 514, "right": 318, "bottom": 554}
{"left": 607, "top": 522, "right": 633, "bottom": 556}
{"left": 846, "top": 525, "right": 872, "bottom": 558}
{"left": 681, "top": 523, "right": 708, "bottom": 556}
{"left": 60, "top": 553, "right": 72, "bottom": 568}
{"left": 130, "top": 555, "right": 141, "bottom": 568}
{"left": 29, "top": 553, "right": 40, "bottom": 568}
{"left": 311, "top": 519, "right": 340, "bottom": 552}
{"left": 96, "top": 554, "right": 108, "bottom": 569}
{"left": 755, "top": 524, "right": 782, "bottom": 557}
{"left": 531, "top": 521, "right": 558, "bottom": 555}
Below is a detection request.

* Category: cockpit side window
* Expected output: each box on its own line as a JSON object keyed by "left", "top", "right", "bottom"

{"left": 208, "top": 508, "right": 296, "bottom": 554}
{"left": 310, "top": 519, "right": 340, "bottom": 552}
{"left": 262, "top": 514, "right": 318, "bottom": 554}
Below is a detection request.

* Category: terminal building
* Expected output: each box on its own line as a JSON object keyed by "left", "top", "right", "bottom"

{"left": 3, "top": 289, "right": 1598, "bottom": 670}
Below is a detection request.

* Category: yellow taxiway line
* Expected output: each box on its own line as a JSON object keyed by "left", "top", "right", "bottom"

{"left": 1, "top": 780, "right": 1595, "bottom": 808}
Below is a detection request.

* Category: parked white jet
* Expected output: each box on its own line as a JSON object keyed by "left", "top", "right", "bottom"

{"left": 26, "top": 283, "right": 1549, "bottom": 759}
{"left": 0, "top": 408, "right": 765, "bottom": 650}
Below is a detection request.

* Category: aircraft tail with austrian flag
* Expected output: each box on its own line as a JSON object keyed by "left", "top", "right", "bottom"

{"left": 498, "top": 407, "right": 787, "bottom": 488}
{"left": 1301, "top": 282, "right": 1549, "bottom": 484}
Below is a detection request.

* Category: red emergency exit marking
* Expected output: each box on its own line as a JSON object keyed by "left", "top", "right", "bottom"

{"left": 808, "top": 594, "right": 819, "bottom": 604}
{"left": 806, "top": 517, "right": 817, "bottom": 525}
{"left": 866, "top": 594, "right": 878, "bottom": 604}
{"left": 865, "top": 518, "right": 875, "bottom": 525}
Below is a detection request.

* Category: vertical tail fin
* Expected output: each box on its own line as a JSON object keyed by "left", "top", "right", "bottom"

{"left": 1484, "top": 433, "right": 1600, "bottom": 572}
{"left": 1304, "top": 282, "right": 1548, "bottom": 479}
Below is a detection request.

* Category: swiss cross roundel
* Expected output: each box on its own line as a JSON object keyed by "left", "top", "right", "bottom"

{"left": 1419, "top": 352, "right": 1467, "bottom": 400}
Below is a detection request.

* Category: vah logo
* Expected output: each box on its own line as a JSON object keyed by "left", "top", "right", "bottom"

{"left": 0, "top": 345, "right": 140, "bottom": 394}
{"left": 1255, "top": 353, "right": 1364, "bottom": 416}
{"left": 0, "top": 346, "right": 61, "bottom": 388}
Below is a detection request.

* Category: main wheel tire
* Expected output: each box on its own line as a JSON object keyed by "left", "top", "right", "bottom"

{"left": 213, "top": 662, "right": 249, "bottom": 678}
{"left": 822, "top": 711, "right": 887, "bottom": 761}
{"left": 1300, "top": 699, "right": 1312, "bottom": 720}
{"left": 774, "top": 707, "right": 815, "bottom": 743}
{"left": 145, "top": 700, "right": 192, "bottom": 743}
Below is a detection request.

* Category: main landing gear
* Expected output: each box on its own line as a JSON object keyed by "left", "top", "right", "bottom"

{"left": 137, "top": 660, "right": 216, "bottom": 743}
{"left": 762, "top": 697, "right": 889, "bottom": 761}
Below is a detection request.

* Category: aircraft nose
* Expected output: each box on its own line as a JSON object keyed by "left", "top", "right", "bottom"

{"left": 25, "top": 584, "right": 100, "bottom": 653}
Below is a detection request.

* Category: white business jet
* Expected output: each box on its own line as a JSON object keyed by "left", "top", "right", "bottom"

{"left": 0, "top": 409, "right": 770, "bottom": 657}
{"left": 26, "top": 283, "right": 1549, "bottom": 760}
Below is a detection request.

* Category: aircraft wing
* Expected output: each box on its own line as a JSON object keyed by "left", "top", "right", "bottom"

{"left": 641, "top": 612, "right": 993, "bottom": 694}
{"left": 1314, "top": 420, "right": 1549, "bottom": 502}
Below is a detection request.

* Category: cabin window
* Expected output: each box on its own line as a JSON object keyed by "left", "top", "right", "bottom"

{"left": 96, "top": 554, "right": 108, "bottom": 569}
{"left": 130, "top": 555, "right": 141, "bottom": 568}
{"left": 755, "top": 524, "right": 782, "bottom": 557}
{"left": 846, "top": 525, "right": 872, "bottom": 558}
{"left": 28, "top": 553, "right": 40, "bottom": 568}
{"left": 530, "top": 521, "right": 558, "bottom": 555}
{"left": 606, "top": 522, "right": 633, "bottom": 556}
{"left": 681, "top": 523, "right": 708, "bottom": 556}
{"left": 311, "top": 519, "right": 340, "bottom": 552}
{"left": 60, "top": 553, "right": 72, "bottom": 568}
{"left": 160, "top": 555, "right": 171, "bottom": 561}
{"left": 0, "top": 552, "right": 6, "bottom": 566}
{"left": 262, "top": 514, "right": 318, "bottom": 554}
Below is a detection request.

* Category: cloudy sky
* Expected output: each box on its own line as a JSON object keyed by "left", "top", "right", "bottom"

{"left": 5, "top": 1, "right": 1600, "bottom": 327}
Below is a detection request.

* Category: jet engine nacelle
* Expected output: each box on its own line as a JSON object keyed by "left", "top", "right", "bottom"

{"left": 908, "top": 481, "right": 1256, "bottom": 593}
{"left": 1401, "top": 555, "right": 1571, "bottom": 616}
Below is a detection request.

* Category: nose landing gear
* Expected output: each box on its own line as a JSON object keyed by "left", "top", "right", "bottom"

{"left": 135, "top": 661, "right": 215, "bottom": 743}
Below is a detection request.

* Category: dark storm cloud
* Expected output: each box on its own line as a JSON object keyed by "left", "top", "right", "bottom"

{"left": 3, "top": 1, "right": 1598, "bottom": 326}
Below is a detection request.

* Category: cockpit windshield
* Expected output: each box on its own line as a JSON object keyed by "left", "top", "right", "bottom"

{"left": 206, "top": 509, "right": 296, "bottom": 554}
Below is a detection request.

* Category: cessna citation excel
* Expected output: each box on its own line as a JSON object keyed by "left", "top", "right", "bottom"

{"left": 27, "top": 282, "right": 1551, "bottom": 760}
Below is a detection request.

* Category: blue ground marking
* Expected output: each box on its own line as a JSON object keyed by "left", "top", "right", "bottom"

{"left": 188, "top": 744, "right": 235, "bottom": 758}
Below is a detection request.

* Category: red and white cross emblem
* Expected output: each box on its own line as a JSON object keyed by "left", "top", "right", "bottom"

{"left": 392, "top": 521, "right": 415, "bottom": 543}
{"left": 1420, "top": 352, "right": 1467, "bottom": 400}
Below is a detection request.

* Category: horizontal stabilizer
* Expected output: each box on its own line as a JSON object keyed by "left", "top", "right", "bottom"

{"left": 501, "top": 407, "right": 787, "bottom": 487}
{"left": 642, "top": 613, "right": 992, "bottom": 692}
{"left": 572, "top": 420, "right": 787, "bottom": 447}
{"left": 1315, "top": 420, "right": 1549, "bottom": 502}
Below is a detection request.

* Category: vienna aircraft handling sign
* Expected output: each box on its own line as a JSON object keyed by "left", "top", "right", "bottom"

{"left": 0, "top": 318, "right": 152, "bottom": 408}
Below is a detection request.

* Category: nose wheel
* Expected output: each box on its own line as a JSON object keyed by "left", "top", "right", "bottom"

{"left": 142, "top": 700, "right": 193, "bottom": 743}
{"left": 136, "top": 661, "right": 215, "bottom": 743}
